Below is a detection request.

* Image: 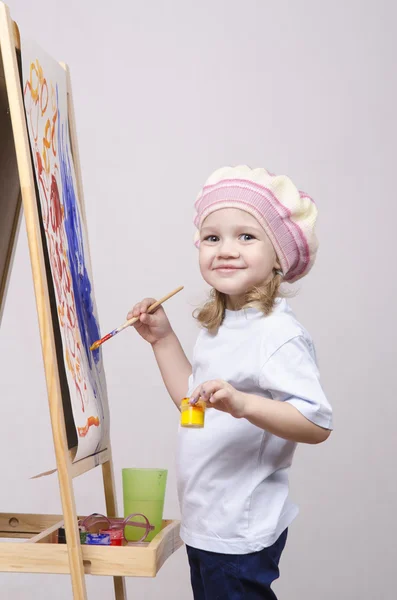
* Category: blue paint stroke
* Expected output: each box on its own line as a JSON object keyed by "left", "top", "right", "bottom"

{"left": 57, "top": 89, "right": 101, "bottom": 372}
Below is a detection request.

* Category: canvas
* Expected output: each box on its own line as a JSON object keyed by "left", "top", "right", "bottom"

{"left": 21, "top": 38, "right": 109, "bottom": 461}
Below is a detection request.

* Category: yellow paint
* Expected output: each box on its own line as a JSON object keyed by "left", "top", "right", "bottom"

{"left": 180, "top": 398, "right": 205, "bottom": 428}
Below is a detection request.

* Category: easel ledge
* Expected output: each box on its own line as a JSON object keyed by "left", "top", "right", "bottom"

{"left": 0, "top": 513, "right": 182, "bottom": 577}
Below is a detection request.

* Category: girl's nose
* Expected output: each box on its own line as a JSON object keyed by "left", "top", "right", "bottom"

{"left": 217, "top": 240, "right": 240, "bottom": 259}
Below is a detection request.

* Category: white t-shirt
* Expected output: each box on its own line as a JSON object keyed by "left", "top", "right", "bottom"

{"left": 176, "top": 298, "right": 333, "bottom": 554}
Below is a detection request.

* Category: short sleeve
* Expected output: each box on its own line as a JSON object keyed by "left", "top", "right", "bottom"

{"left": 259, "top": 336, "right": 333, "bottom": 430}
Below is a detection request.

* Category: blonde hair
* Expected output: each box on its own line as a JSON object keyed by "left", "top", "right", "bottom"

{"left": 194, "top": 271, "right": 283, "bottom": 332}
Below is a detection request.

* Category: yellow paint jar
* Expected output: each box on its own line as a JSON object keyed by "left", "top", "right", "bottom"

{"left": 180, "top": 398, "right": 206, "bottom": 428}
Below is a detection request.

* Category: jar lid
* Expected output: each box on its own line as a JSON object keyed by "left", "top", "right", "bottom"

{"left": 180, "top": 397, "right": 205, "bottom": 409}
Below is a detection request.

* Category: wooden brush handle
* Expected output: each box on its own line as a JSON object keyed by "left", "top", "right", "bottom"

{"left": 120, "top": 286, "right": 184, "bottom": 331}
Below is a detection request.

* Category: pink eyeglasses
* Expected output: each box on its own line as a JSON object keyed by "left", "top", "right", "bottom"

{"left": 79, "top": 512, "right": 155, "bottom": 543}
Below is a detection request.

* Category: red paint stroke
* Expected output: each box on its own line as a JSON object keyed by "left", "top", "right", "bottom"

{"left": 50, "top": 174, "right": 62, "bottom": 231}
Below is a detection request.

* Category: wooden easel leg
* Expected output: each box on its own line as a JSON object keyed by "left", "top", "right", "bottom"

{"left": 113, "top": 576, "right": 127, "bottom": 599}
{"left": 102, "top": 449, "right": 127, "bottom": 600}
{"left": 57, "top": 455, "right": 88, "bottom": 599}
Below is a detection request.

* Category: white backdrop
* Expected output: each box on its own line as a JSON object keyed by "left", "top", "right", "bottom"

{"left": 0, "top": 1, "right": 396, "bottom": 598}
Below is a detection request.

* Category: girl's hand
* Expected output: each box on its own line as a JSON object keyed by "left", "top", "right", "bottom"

{"left": 127, "top": 298, "right": 173, "bottom": 345}
{"left": 190, "top": 380, "right": 247, "bottom": 419}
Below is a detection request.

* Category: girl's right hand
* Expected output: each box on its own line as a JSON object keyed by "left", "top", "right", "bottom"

{"left": 127, "top": 298, "right": 173, "bottom": 345}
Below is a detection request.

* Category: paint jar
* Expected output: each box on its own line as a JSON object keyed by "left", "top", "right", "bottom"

{"left": 101, "top": 528, "right": 124, "bottom": 546}
{"left": 180, "top": 398, "right": 206, "bottom": 428}
{"left": 79, "top": 530, "right": 87, "bottom": 544}
{"left": 58, "top": 527, "right": 66, "bottom": 544}
{"left": 58, "top": 524, "right": 86, "bottom": 544}
{"left": 85, "top": 532, "right": 111, "bottom": 546}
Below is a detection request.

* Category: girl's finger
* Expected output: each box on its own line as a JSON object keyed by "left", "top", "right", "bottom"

{"left": 140, "top": 298, "right": 157, "bottom": 312}
{"left": 127, "top": 298, "right": 156, "bottom": 320}
{"left": 201, "top": 380, "right": 224, "bottom": 400}
{"left": 189, "top": 386, "right": 202, "bottom": 404}
{"left": 190, "top": 380, "right": 220, "bottom": 404}
{"left": 140, "top": 312, "right": 155, "bottom": 325}
{"left": 208, "top": 389, "right": 229, "bottom": 404}
{"left": 130, "top": 303, "right": 143, "bottom": 319}
{"left": 127, "top": 304, "right": 139, "bottom": 320}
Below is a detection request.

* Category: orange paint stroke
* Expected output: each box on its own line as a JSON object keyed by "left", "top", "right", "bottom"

{"left": 77, "top": 416, "right": 100, "bottom": 437}
{"left": 43, "top": 119, "right": 51, "bottom": 148}
{"left": 51, "top": 111, "right": 58, "bottom": 156}
{"left": 40, "top": 78, "right": 48, "bottom": 115}
{"left": 29, "top": 61, "right": 39, "bottom": 102}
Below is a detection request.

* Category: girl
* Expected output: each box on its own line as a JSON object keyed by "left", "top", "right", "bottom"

{"left": 128, "top": 166, "right": 333, "bottom": 599}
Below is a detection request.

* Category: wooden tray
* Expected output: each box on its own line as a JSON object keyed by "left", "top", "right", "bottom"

{"left": 0, "top": 514, "right": 182, "bottom": 577}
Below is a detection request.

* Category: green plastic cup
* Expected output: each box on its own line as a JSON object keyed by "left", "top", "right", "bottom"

{"left": 122, "top": 468, "right": 168, "bottom": 542}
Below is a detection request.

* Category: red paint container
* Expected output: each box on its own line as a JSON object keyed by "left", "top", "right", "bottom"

{"left": 101, "top": 528, "right": 124, "bottom": 546}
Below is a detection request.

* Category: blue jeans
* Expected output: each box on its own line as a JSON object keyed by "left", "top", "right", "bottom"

{"left": 186, "top": 529, "right": 287, "bottom": 600}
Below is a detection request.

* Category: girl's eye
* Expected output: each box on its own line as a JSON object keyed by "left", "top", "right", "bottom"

{"left": 204, "top": 235, "right": 219, "bottom": 243}
{"left": 239, "top": 233, "right": 255, "bottom": 241}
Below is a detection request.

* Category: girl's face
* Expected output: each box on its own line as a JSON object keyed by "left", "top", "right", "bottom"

{"left": 199, "top": 208, "right": 279, "bottom": 309}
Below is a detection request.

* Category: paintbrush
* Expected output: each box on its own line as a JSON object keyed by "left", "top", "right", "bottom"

{"left": 90, "top": 286, "right": 184, "bottom": 352}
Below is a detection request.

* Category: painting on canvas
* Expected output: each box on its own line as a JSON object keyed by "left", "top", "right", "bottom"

{"left": 21, "top": 39, "right": 109, "bottom": 461}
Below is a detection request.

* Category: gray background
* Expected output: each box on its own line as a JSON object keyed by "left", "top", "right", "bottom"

{"left": 1, "top": 0, "right": 396, "bottom": 598}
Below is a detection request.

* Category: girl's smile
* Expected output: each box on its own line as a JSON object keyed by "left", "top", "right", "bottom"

{"left": 213, "top": 264, "right": 245, "bottom": 274}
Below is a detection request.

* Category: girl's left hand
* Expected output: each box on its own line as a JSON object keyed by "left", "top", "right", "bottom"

{"left": 190, "top": 380, "right": 247, "bottom": 419}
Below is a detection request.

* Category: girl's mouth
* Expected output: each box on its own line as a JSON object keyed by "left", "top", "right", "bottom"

{"left": 214, "top": 266, "right": 244, "bottom": 273}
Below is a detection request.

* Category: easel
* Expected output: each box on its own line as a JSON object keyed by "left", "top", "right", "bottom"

{"left": 0, "top": 3, "right": 181, "bottom": 598}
